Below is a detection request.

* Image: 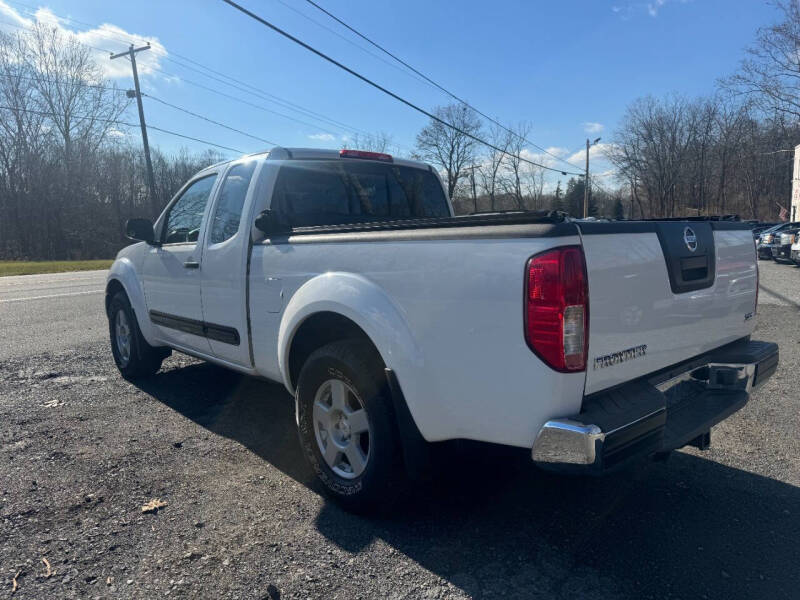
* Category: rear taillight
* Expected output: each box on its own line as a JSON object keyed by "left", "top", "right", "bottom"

{"left": 525, "top": 246, "right": 589, "bottom": 372}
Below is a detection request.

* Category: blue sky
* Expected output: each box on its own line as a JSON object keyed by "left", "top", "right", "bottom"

{"left": 0, "top": 0, "right": 781, "bottom": 186}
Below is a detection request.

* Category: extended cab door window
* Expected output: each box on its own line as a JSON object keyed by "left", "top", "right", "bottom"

{"left": 208, "top": 161, "right": 257, "bottom": 245}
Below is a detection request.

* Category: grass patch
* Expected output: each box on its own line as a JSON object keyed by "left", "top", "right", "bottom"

{"left": 0, "top": 259, "right": 113, "bottom": 277}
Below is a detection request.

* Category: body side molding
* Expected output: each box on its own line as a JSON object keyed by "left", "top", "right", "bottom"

{"left": 149, "top": 310, "right": 241, "bottom": 345}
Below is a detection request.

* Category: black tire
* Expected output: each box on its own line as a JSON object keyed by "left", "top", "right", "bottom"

{"left": 296, "top": 340, "right": 402, "bottom": 513}
{"left": 108, "top": 291, "right": 169, "bottom": 380}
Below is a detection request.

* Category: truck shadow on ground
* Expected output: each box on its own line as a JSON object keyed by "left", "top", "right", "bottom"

{"left": 135, "top": 360, "right": 800, "bottom": 600}
{"left": 758, "top": 282, "right": 800, "bottom": 310}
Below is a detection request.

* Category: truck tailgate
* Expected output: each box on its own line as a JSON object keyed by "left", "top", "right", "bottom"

{"left": 580, "top": 222, "right": 758, "bottom": 395}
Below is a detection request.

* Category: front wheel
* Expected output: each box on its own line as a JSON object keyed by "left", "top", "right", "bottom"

{"left": 108, "top": 291, "right": 169, "bottom": 380}
{"left": 296, "top": 340, "right": 401, "bottom": 512}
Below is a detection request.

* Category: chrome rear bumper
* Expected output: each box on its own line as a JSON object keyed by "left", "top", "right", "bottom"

{"left": 532, "top": 339, "right": 778, "bottom": 472}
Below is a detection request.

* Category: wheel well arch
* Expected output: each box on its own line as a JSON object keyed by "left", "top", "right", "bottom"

{"left": 105, "top": 278, "right": 126, "bottom": 315}
{"left": 287, "top": 311, "right": 384, "bottom": 389}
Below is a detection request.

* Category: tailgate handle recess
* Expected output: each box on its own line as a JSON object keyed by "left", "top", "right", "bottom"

{"left": 680, "top": 255, "right": 708, "bottom": 281}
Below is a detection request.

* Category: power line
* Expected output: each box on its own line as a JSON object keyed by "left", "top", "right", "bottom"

{"left": 0, "top": 69, "right": 127, "bottom": 93}
{"left": 0, "top": 10, "right": 356, "bottom": 141}
{"left": 1, "top": 3, "right": 408, "bottom": 155}
{"left": 146, "top": 65, "right": 345, "bottom": 139}
{"left": 148, "top": 61, "right": 417, "bottom": 155}
{"left": 0, "top": 16, "right": 117, "bottom": 55}
{"left": 155, "top": 57, "right": 356, "bottom": 136}
{"left": 0, "top": 55, "right": 271, "bottom": 152}
{"left": 303, "top": 0, "right": 588, "bottom": 173}
{"left": 146, "top": 124, "right": 243, "bottom": 154}
{"left": 0, "top": 105, "right": 245, "bottom": 153}
{"left": 270, "top": 0, "right": 433, "bottom": 90}
{"left": 3, "top": 0, "right": 144, "bottom": 46}
{"left": 0, "top": 11, "right": 359, "bottom": 153}
{"left": 219, "top": 0, "right": 582, "bottom": 176}
{"left": 144, "top": 93, "right": 278, "bottom": 146}
{"left": 2, "top": 1, "right": 374, "bottom": 139}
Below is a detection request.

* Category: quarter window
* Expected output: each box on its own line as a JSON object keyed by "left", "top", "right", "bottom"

{"left": 210, "top": 161, "right": 257, "bottom": 244}
{"left": 163, "top": 175, "right": 218, "bottom": 244}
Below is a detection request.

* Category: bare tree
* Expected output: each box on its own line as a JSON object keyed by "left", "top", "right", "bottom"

{"left": 476, "top": 121, "right": 512, "bottom": 210}
{"left": 522, "top": 161, "right": 546, "bottom": 209}
{"left": 25, "top": 24, "right": 128, "bottom": 161}
{"left": 501, "top": 121, "right": 534, "bottom": 209}
{"left": 0, "top": 26, "right": 219, "bottom": 260}
{"left": 343, "top": 131, "right": 396, "bottom": 155}
{"left": 725, "top": 1, "right": 800, "bottom": 120}
{"left": 414, "top": 103, "right": 482, "bottom": 199}
{"left": 610, "top": 90, "right": 798, "bottom": 220}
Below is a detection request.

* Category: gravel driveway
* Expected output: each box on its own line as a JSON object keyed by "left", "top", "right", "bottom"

{"left": 1, "top": 261, "right": 798, "bottom": 599}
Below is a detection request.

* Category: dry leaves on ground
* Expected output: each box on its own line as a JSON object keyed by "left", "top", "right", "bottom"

{"left": 141, "top": 498, "right": 168, "bottom": 514}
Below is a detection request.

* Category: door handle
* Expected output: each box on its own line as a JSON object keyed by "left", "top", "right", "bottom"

{"left": 183, "top": 261, "right": 200, "bottom": 269}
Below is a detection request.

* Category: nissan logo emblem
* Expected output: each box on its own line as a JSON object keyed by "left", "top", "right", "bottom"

{"left": 684, "top": 227, "right": 697, "bottom": 252}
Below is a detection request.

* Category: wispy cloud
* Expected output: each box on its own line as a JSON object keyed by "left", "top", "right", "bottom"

{"left": 583, "top": 122, "right": 604, "bottom": 134}
{"left": 566, "top": 142, "right": 615, "bottom": 166}
{"left": 612, "top": 0, "right": 688, "bottom": 20}
{"left": 648, "top": 0, "right": 666, "bottom": 17}
{"left": 0, "top": 1, "right": 166, "bottom": 80}
{"left": 517, "top": 146, "right": 570, "bottom": 169}
{"left": 308, "top": 133, "right": 335, "bottom": 141}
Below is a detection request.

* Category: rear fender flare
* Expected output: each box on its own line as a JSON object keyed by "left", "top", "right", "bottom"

{"left": 278, "top": 271, "right": 424, "bottom": 411}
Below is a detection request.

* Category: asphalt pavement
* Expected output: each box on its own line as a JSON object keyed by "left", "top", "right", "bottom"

{"left": 0, "top": 270, "right": 107, "bottom": 360}
{"left": 0, "top": 261, "right": 798, "bottom": 599}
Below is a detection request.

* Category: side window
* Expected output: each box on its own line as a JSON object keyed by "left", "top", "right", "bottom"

{"left": 209, "top": 161, "right": 257, "bottom": 244}
{"left": 163, "top": 175, "right": 218, "bottom": 244}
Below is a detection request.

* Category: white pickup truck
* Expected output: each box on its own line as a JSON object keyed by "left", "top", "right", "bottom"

{"left": 106, "top": 147, "right": 778, "bottom": 511}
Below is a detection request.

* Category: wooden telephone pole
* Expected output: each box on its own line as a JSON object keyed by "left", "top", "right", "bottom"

{"left": 583, "top": 137, "right": 601, "bottom": 218}
{"left": 468, "top": 165, "right": 477, "bottom": 213}
{"left": 111, "top": 44, "right": 158, "bottom": 216}
{"left": 583, "top": 139, "right": 590, "bottom": 218}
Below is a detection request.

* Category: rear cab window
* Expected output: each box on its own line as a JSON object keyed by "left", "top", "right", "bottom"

{"left": 270, "top": 160, "right": 449, "bottom": 228}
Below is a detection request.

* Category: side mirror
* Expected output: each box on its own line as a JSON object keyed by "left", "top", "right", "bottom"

{"left": 254, "top": 209, "right": 290, "bottom": 236}
{"left": 125, "top": 218, "right": 156, "bottom": 244}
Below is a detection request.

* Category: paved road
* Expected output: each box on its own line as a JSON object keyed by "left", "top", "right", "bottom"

{"left": 1, "top": 262, "right": 798, "bottom": 599}
{"left": 0, "top": 270, "right": 107, "bottom": 360}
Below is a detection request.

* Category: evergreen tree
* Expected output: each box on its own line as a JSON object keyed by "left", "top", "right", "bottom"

{"left": 552, "top": 181, "right": 564, "bottom": 212}
{"left": 564, "top": 178, "right": 586, "bottom": 217}
{"left": 613, "top": 197, "right": 626, "bottom": 220}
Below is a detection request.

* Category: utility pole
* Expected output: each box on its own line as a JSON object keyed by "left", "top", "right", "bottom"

{"left": 583, "top": 138, "right": 590, "bottom": 218}
{"left": 469, "top": 165, "right": 477, "bottom": 213}
{"left": 629, "top": 179, "right": 635, "bottom": 219}
{"left": 582, "top": 136, "right": 601, "bottom": 218}
{"left": 111, "top": 44, "right": 158, "bottom": 217}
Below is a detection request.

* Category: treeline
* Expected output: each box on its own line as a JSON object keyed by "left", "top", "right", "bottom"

{"left": 4, "top": 2, "right": 800, "bottom": 260}
{"left": 0, "top": 25, "right": 222, "bottom": 260}
{"left": 609, "top": 96, "right": 799, "bottom": 220}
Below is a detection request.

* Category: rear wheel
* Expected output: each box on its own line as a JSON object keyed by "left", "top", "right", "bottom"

{"left": 108, "top": 291, "right": 169, "bottom": 380}
{"left": 296, "top": 340, "right": 401, "bottom": 512}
